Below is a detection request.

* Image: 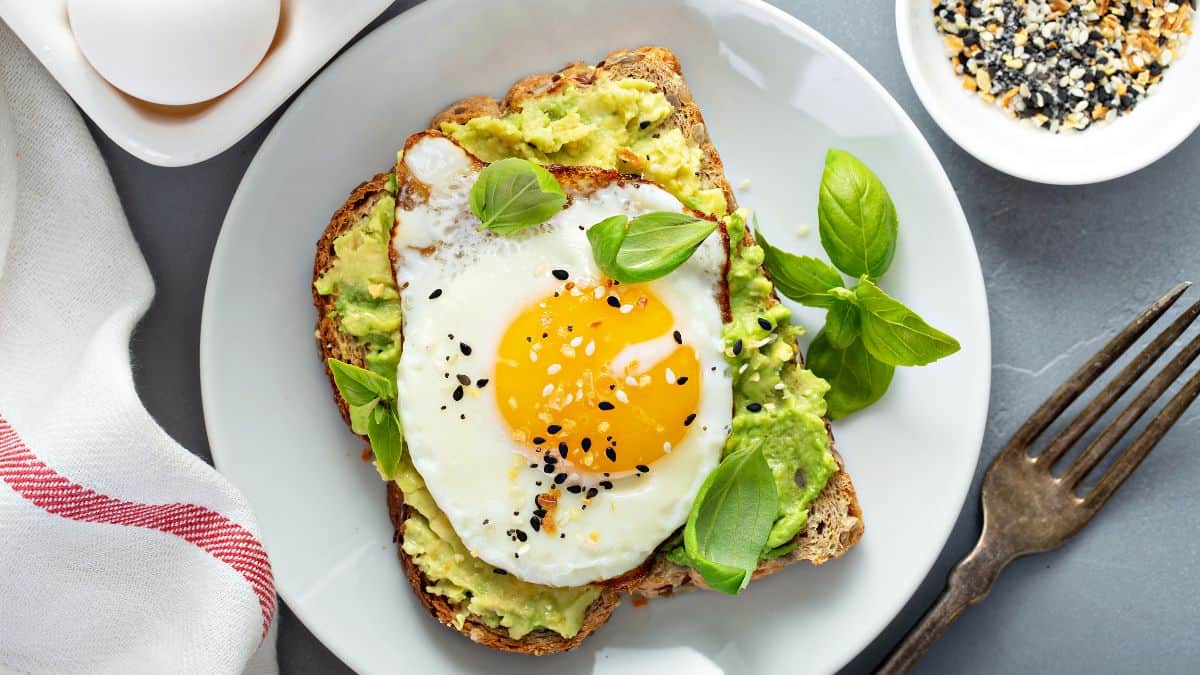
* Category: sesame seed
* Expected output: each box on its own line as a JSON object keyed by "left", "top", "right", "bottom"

{"left": 607, "top": 295, "right": 621, "bottom": 308}
{"left": 552, "top": 269, "right": 569, "bottom": 280}
{"left": 581, "top": 437, "right": 592, "bottom": 451}
{"left": 732, "top": 339, "right": 743, "bottom": 355}
{"left": 547, "top": 363, "right": 562, "bottom": 375}
{"left": 554, "top": 473, "right": 568, "bottom": 485}
{"left": 663, "top": 442, "right": 672, "bottom": 453}
{"left": 676, "top": 376, "right": 689, "bottom": 385}
{"left": 459, "top": 342, "right": 472, "bottom": 356}
{"left": 558, "top": 442, "right": 569, "bottom": 458}
{"left": 746, "top": 402, "right": 763, "bottom": 412}
{"left": 456, "top": 374, "right": 470, "bottom": 386}
{"left": 620, "top": 304, "right": 633, "bottom": 314}
{"left": 757, "top": 317, "right": 773, "bottom": 331}
{"left": 615, "top": 389, "right": 629, "bottom": 404}
{"left": 533, "top": 436, "right": 546, "bottom": 445}
{"left": 598, "top": 401, "right": 615, "bottom": 411}
{"left": 543, "top": 463, "right": 555, "bottom": 474}
{"left": 636, "top": 464, "right": 650, "bottom": 473}
{"left": 530, "top": 516, "right": 541, "bottom": 531}
{"left": 605, "top": 448, "right": 617, "bottom": 461}
{"left": 600, "top": 481, "right": 613, "bottom": 490}
{"left": 428, "top": 288, "right": 442, "bottom": 299}
{"left": 547, "top": 424, "right": 562, "bottom": 434}
{"left": 516, "top": 530, "right": 528, "bottom": 542}
{"left": 625, "top": 376, "right": 638, "bottom": 387}
{"left": 673, "top": 330, "right": 683, "bottom": 344}
{"left": 594, "top": 286, "right": 605, "bottom": 299}
{"left": 493, "top": 568, "right": 507, "bottom": 575}
{"left": 684, "top": 413, "right": 696, "bottom": 426}
{"left": 529, "top": 350, "right": 538, "bottom": 362}
{"left": 452, "top": 386, "right": 464, "bottom": 401}
{"left": 567, "top": 485, "right": 583, "bottom": 494}
{"left": 665, "top": 367, "right": 676, "bottom": 384}
{"left": 570, "top": 336, "right": 583, "bottom": 348}
{"left": 476, "top": 378, "right": 489, "bottom": 388}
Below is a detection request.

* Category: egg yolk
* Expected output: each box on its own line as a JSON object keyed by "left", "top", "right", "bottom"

{"left": 494, "top": 278, "right": 701, "bottom": 475}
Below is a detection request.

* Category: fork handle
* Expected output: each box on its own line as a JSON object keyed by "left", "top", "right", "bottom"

{"left": 876, "top": 537, "right": 1012, "bottom": 674}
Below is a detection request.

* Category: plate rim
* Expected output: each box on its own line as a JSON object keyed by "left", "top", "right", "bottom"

{"left": 201, "top": 1, "right": 991, "bottom": 671}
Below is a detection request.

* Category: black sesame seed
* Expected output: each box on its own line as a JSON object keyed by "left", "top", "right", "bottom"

{"left": 732, "top": 339, "right": 743, "bottom": 355}
{"left": 476, "top": 378, "right": 489, "bottom": 388}
{"left": 516, "top": 530, "right": 528, "bottom": 542}
{"left": 605, "top": 448, "right": 617, "bottom": 461}
{"left": 456, "top": 374, "right": 470, "bottom": 386}
{"left": 452, "top": 385, "right": 464, "bottom": 401}
{"left": 428, "top": 288, "right": 443, "bottom": 299}
{"left": 532, "top": 436, "right": 546, "bottom": 445}
{"left": 639, "top": 120, "right": 650, "bottom": 129}
{"left": 598, "top": 401, "right": 615, "bottom": 411}
{"left": 747, "top": 402, "right": 763, "bottom": 413}
{"left": 547, "top": 424, "right": 562, "bottom": 434}
{"left": 558, "top": 442, "right": 569, "bottom": 458}
{"left": 586, "top": 487, "right": 598, "bottom": 499}
{"left": 567, "top": 485, "right": 583, "bottom": 494}
{"left": 554, "top": 473, "right": 568, "bottom": 485}
{"left": 636, "top": 464, "right": 650, "bottom": 473}
{"left": 530, "top": 517, "right": 541, "bottom": 532}
{"left": 560, "top": 533, "right": 566, "bottom": 539}
{"left": 544, "top": 453, "right": 557, "bottom": 464}
{"left": 440, "top": 405, "right": 446, "bottom": 410}
{"left": 757, "top": 317, "right": 773, "bottom": 331}
{"left": 673, "top": 330, "right": 682, "bottom": 344}
{"left": 581, "top": 437, "right": 592, "bottom": 451}
{"left": 459, "top": 342, "right": 472, "bottom": 356}
{"left": 684, "top": 413, "right": 696, "bottom": 426}
{"left": 676, "top": 376, "right": 689, "bottom": 385}
{"left": 493, "top": 568, "right": 507, "bottom": 575}
{"left": 534, "top": 508, "right": 547, "bottom": 518}
{"left": 606, "top": 295, "right": 621, "bottom": 308}
{"left": 543, "top": 463, "right": 555, "bottom": 474}
{"left": 552, "top": 269, "right": 569, "bottom": 280}
{"left": 600, "top": 480, "right": 614, "bottom": 490}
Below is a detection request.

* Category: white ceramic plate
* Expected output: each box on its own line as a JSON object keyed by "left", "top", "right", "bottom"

{"left": 201, "top": 1, "right": 991, "bottom": 673}
{"left": 0, "top": 0, "right": 390, "bottom": 166}
{"left": 896, "top": 0, "right": 1200, "bottom": 185}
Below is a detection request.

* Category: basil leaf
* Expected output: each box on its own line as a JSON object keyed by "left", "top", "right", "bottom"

{"left": 587, "top": 211, "right": 717, "bottom": 283}
{"left": 755, "top": 227, "right": 843, "bottom": 308}
{"left": 683, "top": 447, "right": 778, "bottom": 595}
{"left": 585, "top": 214, "right": 629, "bottom": 279}
{"left": 367, "top": 403, "right": 405, "bottom": 481}
{"left": 762, "top": 539, "right": 799, "bottom": 560}
{"left": 327, "top": 358, "right": 394, "bottom": 406}
{"left": 469, "top": 158, "right": 566, "bottom": 235}
{"left": 824, "top": 298, "right": 860, "bottom": 349}
{"left": 348, "top": 400, "right": 378, "bottom": 436}
{"left": 817, "top": 149, "right": 898, "bottom": 279}
{"left": 807, "top": 330, "right": 895, "bottom": 419}
{"left": 854, "top": 280, "right": 961, "bottom": 367}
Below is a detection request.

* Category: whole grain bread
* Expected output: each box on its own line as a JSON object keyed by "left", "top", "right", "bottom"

{"left": 312, "top": 46, "right": 864, "bottom": 654}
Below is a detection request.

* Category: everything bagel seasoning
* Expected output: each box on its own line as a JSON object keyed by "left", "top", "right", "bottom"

{"left": 933, "top": 0, "right": 1194, "bottom": 132}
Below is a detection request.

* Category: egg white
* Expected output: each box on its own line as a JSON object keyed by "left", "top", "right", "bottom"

{"left": 392, "top": 135, "right": 731, "bottom": 587}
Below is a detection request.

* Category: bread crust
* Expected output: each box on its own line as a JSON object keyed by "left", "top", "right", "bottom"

{"left": 312, "top": 46, "right": 865, "bottom": 653}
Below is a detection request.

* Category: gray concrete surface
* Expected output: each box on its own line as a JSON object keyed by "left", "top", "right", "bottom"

{"left": 88, "top": 1, "right": 1199, "bottom": 673}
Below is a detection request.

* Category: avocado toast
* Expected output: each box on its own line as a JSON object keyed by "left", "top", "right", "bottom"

{"left": 313, "top": 47, "right": 864, "bottom": 654}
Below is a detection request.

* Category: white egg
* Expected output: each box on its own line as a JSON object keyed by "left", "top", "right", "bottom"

{"left": 68, "top": 0, "right": 279, "bottom": 105}
{"left": 392, "top": 134, "right": 733, "bottom": 587}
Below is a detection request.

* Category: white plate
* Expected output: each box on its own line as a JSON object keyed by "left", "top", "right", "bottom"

{"left": 200, "top": 1, "right": 991, "bottom": 673}
{"left": 0, "top": 0, "right": 391, "bottom": 166}
{"left": 896, "top": 0, "right": 1200, "bottom": 185}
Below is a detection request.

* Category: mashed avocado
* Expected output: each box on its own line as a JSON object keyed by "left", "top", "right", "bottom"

{"left": 721, "top": 212, "right": 839, "bottom": 551}
{"left": 443, "top": 77, "right": 727, "bottom": 216}
{"left": 395, "top": 458, "right": 601, "bottom": 638}
{"left": 314, "top": 194, "right": 403, "bottom": 378}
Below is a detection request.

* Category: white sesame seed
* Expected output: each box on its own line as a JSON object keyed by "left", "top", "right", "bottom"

{"left": 585, "top": 340, "right": 596, "bottom": 356}
{"left": 625, "top": 375, "right": 638, "bottom": 387}
{"left": 665, "top": 367, "right": 676, "bottom": 384}
{"left": 663, "top": 442, "right": 672, "bottom": 453}
{"left": 547, "top": 363, "right": 562, "bottom": 375}
{"left": 616, "top": 389, "right": 629, "bottom": 404}
{"left": 570, "top": 336, "right": 583, "bottom": 348}
{"left": 619, "top": 304, "right": 633, "bottom": 314}
{"left": 541, "top": 384, "right": 555, "bottom": 397}
{"left": 593, "top": 287, "right": 605, "bottom": 299}
{"left": 529, "top": 350, "right": 538, "bottom": 362}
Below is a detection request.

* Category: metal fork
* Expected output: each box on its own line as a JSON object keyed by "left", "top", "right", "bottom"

{"left": 879, "top": 282, "right": 1200, "bottom": 673}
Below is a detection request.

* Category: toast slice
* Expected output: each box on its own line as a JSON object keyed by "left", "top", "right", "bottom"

{"left": 312, "top": 47, "right": 864, "bottom": 653}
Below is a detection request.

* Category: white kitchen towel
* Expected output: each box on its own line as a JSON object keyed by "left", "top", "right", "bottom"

{"left": 0, "top": 23, "right": 278, "bottom": 675}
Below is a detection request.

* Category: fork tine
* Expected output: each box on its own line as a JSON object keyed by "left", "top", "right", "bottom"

{"left": 1002, "top": 283, "right": 1190, "bottom": 454}
{"left": 1035, "top": 297, "right": 1200, "bottom": 468}
{"left": 1084, "top": 366, "right": 1200, "bottom": 509}
{"left": 1061, "top": 329, "right": 1200, "bottom": 489}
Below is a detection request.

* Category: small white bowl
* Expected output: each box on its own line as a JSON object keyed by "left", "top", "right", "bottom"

{"left": 896, "top": 0, "right": 1200, "bottom": 185}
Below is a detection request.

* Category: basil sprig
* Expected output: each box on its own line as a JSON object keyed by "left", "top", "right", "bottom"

{"left": 468, "top": 158, "right": 566, "bottom": 235}
{"left": 587, "top": 211, "right": 717, "bottom": 284}
{"left": 681, "top": 447, "right": 778, "bottom": 595}
{"left": 757, "top": 148, "right": 959, "bottom": 418}
{"left": 327, "top": 358, "right": 404, "bottom": 480}
{"left": 817, "top": 149, "right": 898, "bottom": 279}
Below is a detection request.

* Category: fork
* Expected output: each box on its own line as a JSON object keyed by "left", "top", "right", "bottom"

{"left": 878, "top": 282, "right": 1200, "bottom": 674}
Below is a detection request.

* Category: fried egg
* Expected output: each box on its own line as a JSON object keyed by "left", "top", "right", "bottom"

{"left": 392, "top": 135, "right": 731, "bottom": 587}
